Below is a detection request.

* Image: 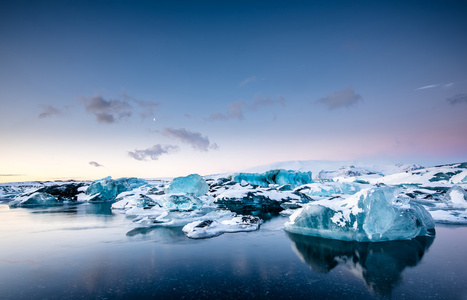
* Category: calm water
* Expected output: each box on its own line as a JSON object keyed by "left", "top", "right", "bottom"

{"left": 0, "top": 203, "right": 466, "bottom": 300}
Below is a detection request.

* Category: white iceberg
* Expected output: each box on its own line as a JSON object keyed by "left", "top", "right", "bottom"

{"left": 183, "top": 215, "right": 262, "bottom": 238}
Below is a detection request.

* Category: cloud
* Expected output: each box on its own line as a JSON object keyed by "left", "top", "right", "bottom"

{"left": 250, "top": 95, "right": 286, "bottom": 111}
{"left": 416, "top": 82, "right": 454, "bottom": 90}
{"left": 447, "top": 94, "right": 467, "bottom": 105}
{"left": 80, "top": 94, "right": 160, "bottom": 124}
{"left": 316, "top": 87, "right": 362, "bottom": 110}
{"left": 89, "top": 161, "right": 103, "bottom": 167}
{"left": 80, "top": 95, "right": 132, "bottom": 124}
{"left": 161, "top": 127, "right": 218, "bottom": 151}
{"left": 0, "top": 174, "right": 25, "bottom": 177}
{"left": 206, "top": 100, "right": 247, "bottom": 121}
{"left": 416, "top": 84, "right": 440, "bottom": 90}
{"left": 122, "top": 93, "right": 160, "bottom": 120}
{"left": 128, "top": 144, "right": 179, "bottom": 161}
{"left": 38, "top": 105, "right": 61, "bottom": 119}
{"left": 444, "top": 82, "right": 454, "bottom": 88}
{"left": 206, "top": 96, "right": 285, "bottom": 121}
{"left": 239, "top": 76, "right": 256, "bottom": 87}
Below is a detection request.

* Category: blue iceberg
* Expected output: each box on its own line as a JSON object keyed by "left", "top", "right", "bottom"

{"left": 9, "top": 192, "right": 59, "bottom": 207}
{"left": 233, "top": 169, "right": 312, "bottom": 187}
{"left": 166, "top": 174, "right": 209, "bottom": 197}
{"left": 285, "top": 187, "right": 434, "bottom": 242}
{"left": 86, "top": 177, "right": 147, "bottom": 202}
{"left": 299, "top": 182, "right": 362, "bottom": 197}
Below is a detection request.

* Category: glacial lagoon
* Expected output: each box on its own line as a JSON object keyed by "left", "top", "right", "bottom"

{"left": 1, "top": 203, "right": 466, "bottom": 300}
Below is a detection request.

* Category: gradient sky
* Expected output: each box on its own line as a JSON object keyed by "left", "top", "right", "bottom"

{"left": 1, "top": 0, "right": 467, "bottom": 182}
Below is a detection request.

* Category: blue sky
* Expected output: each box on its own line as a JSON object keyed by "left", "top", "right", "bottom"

{"left": 1, "top": 0, "right": 467, "bottom": 182}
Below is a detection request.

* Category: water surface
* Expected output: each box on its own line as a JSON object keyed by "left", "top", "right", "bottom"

{"left": 0, "top": 204, "right": 466, "bottom": 299}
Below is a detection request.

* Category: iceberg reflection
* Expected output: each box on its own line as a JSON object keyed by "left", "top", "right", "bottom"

{"left": 286, "top": 232, "right": 435, "bottom": 296}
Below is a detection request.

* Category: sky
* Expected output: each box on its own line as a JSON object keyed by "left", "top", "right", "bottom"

{"left": 1, "top": 0, "right": 467, "bottom": 182}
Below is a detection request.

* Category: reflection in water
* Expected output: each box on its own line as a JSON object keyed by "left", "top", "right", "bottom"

{"left": 21, "top": 203, "right": 113, "bottom": 216}
{"left": 126, "top": 226, "right": 191, "bottom": 243}
{"left": 286, "top": 231, "right": 435, "bottom": 296}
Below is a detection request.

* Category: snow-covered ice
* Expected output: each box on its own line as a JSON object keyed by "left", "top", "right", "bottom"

{"left": 284, "top": 187, "right": 434, "bottom": 242}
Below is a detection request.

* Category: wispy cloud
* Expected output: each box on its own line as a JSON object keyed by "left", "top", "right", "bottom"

{"left": 122, "top": 93, "right": 160, "bottom": 120}
{"left": 416, "top": 82, "right": 454, "bottom": 90}
{"left": 444, "top": 82, "right": 454, "bottom": 88}
{"left": 38, "top": 105, "right": 61, "bottom": 119}
{"left": 128, "top": 144, "right": 179, "bottom": 161}
{"left": 239, "top": 76, "right": 256, "bottom": 87}
{"left": 416, "top": 84, "right": 440, "bottom": 90}
{"left": 0, "top": 174, "right": 25, "bottom": 177}
{"left": 250, "top": 95, "right": 286, "bottom": 111}
{"left": 80, "top": 94, "right": 160, "bottom": 124}
{"left": 206, "top": 96, "right": 285, "bottom": 121}
{"left": 89, "top": 161, "right": 104, "bottom": 167}
{"left": 206, "top": 101, "right": 247, "bottom": 121}
{"left": 161, "top": 127, "right": 218, "bottom": 151}
{"left": 316, "top": 87, "right": 362, "bottom": 110}
{"left": 447, "top": 94, "right": 467, "bottom": 105}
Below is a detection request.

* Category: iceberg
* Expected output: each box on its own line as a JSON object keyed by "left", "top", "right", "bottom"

{"left": 85, "top": 177, "right": 147, "bottom": 202}
{"left": 9, "top": 182, "right": 86, "bottom": 207}
{"left": 215, "top": 186, "right": 303, "bottom": 215}
{"left": 166, "top": 174, "right": 209, "bottom": 197}
{"left": 298, "top": 182, "right": 362, "bottom": 197}
{"left": 9, "top": 192, "right": 59, "bottom": 207}
{"left": 159, "top": 194, "right": 201, "bottom": 211}
{"left": 183, "top": 215, "right": 262, "bottom": 239}
{"left": 285, "top": 187, "right": 435, "bottom": 242}
{"left": 442, "top": 185, "right": 467, "bottom": 209}
{"left": 233, "top": 169, "right": 312, "bottom": 187}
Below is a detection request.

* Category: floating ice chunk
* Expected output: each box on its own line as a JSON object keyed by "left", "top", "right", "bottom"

{"left": 112, "top": 192, "right": 158, "bottom": 210}
{"left": 285, "top": 187, "right": 434, "bottom": 242}
{"left": 0, "top": 186, "right": 28, "bottom": 200}
{"left": 9, "top": 182, "right": 86, "bottom": 207}
{"left": 9, "top": 192, "right": 59, "bottom": 207}
{"left": 298, "top": 182, "right": 362, "bottom": 197}
{"left": 428, "top": 210, "right": 467, "bottom": 224}
{"left": 443, "top": 185, "right": 467, "bottom": 209}
{"left": 156, "top": 194, "right": 214, "bottom": 211}
{"left": 166, "top": 174, "right": 208, "bottom": 197}
{"left": 233, "top": 169, "right": 312, "bottom": 187}
{"left": 86, "top": 177, "right": 146, "bottom": 202}
{"left": 215, "top": 186, "right": 302, "bottom": 215}
{"left": 183, "top": 215, "right": 262, "bottom": 238}
{"left": 275, "top": 170, "right": 313, "bottom": 186}
{"left": 160, "top": 194, "right": 199, "bottom": 211}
